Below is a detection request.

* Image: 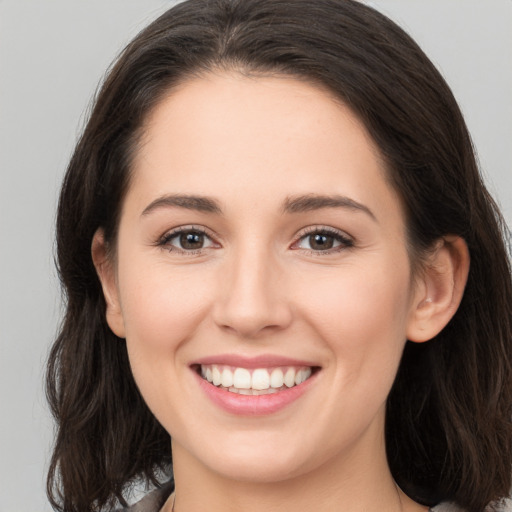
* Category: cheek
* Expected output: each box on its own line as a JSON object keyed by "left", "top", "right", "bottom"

{"left": 116, "top": 259, "right": 218, "bottom": 421}
{"left": 289, "top": 259, "right": 413, "bottom": 447}
{"left": 118, "top": 259, "right": 215, "bottom": 355}
{"left": 297, "top": 258, "right": 413, "bottom": 377}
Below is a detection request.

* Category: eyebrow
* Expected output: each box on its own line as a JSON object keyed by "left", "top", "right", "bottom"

{"left": 141, "top": 194, "right": 223, "bottom": 216}
{"left": 282, "top": 194, "right": 376, "bottom": 221}
{"left": 141, "top": 192, "right": 376, "bottom": 221}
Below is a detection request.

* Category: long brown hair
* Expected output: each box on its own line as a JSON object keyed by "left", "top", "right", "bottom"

{"left": 47, "top": 1, "right": 512, "bottom": 511}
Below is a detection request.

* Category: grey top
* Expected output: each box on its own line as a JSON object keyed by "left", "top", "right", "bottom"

{"left": 119, "top": 483, "right": 512, "bottom": 512}
{"left": 119, "top": 481, "right": 173, "bottom": 512}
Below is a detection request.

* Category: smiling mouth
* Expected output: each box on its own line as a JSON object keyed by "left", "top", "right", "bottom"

{"left": 195, "top": 364, "right": 317, "bottom": 395}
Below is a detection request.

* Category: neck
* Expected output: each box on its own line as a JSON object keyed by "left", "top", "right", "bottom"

{"left": 164, "top": 430, "right": 428, "bottom": 512}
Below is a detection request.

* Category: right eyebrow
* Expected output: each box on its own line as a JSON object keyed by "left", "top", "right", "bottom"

{"left": 141, "top": 194, "right": 223, "bottom": 216}
{"left": 282, "top": 193, "right": 377, "bottom": 222}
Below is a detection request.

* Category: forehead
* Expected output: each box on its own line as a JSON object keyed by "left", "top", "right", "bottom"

{"left": 127, "top": 72, "right": 401, "bottom": 224}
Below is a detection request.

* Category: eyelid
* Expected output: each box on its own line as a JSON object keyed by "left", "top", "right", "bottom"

{"left": 291, "top": 225, "right": 354, "bottom": 253}
{"left": 155, "top": 224, "right": 353, "bottom": 256}
{"left": 157, "top": 225, "right": 221, "bottom": 254}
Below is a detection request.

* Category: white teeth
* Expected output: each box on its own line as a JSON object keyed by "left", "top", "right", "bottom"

{"left": 212, "top": 366, "right": 222, "bottom": 386}
{"left": 295, "top": 368, "right": 311, "bottom": 385}
{"left": 233, "top": 368, "right": 252, "bottom": 389}
{"left": 270, "top": 368, "right": 284, "bottom": 388}
{"left": 221, "top": 367, "right": 234, "bottom": 388}
{"left": 200, "top": 364, "right": 314, "bottom": 393}
{"left": 298, "top": 368, "right": 312, "bottom": 384}
{"left": 284, "top": 368, "right": 295, "bottom": 388}
{"left": 252, "top": 368, "right": 270, "bottom": 390}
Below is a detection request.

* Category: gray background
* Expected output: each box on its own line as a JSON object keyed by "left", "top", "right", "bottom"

{"left": 0, "top": 1, "right": 510, "bottom": 510}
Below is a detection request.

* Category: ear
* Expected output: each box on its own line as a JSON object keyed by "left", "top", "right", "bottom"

{"left": 91, "top": 229, "right": 126, "bottom": 338}
{"left": 407, "top": 236, "right": 470, "bottom": 343}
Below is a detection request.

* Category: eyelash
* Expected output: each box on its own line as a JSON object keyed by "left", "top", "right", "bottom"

{"left": 157, "top": 225, "right": 218, "bottom": 255}
{"left": 156, "top": 225, "right": 354, "bottom": 256}
{"left": 292, "top": 226, "right": 354, "bottom": 255}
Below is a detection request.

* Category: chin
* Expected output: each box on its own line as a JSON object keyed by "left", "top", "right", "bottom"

{"left": 206, "top": 449, "right": 314, "bottom": 484}
{"left": 181, "top": 428, "right": 328, "bottom": 485}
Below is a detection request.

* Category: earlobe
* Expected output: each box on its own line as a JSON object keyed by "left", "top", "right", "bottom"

{"left": 407, "top": 236, "right": 470, "bottom": 343}
{"left": 91, "top": 229, "right": 126, "bottom": 339}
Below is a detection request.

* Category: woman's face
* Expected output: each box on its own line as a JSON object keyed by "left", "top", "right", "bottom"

{"left": 101, "top": 73, "right": 425, "bottom": 483}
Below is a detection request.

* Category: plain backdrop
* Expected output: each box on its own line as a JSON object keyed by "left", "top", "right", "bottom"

{"left": 0, "top": 1, "right": 510, "bottom": 510}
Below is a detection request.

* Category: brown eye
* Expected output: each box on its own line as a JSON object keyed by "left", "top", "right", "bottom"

{"left": 180, "top": 231, "right": 205, "bottom": 250}
{"left": 160, "top": 228, "right": 216, "bottom": 253}
{"left": 294, "top": 228, "right": 353, "bottom": 253}
{"left": 308, "top": 233, "right": 335, "bottom": 250}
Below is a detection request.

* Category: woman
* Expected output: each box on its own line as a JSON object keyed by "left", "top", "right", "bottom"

{"left": 46, "top": 1, "right": 512, "bottom": 511}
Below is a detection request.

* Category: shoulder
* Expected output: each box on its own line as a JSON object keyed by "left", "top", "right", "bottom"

{"left": 431, "top": 499, "right": 512, "bottom": 512}
{"left": 491, "top": 499, "right": 512, "bottom": 512}
{"left": 116, "top": 481, "right": 174, "bottom": 512}
{"left": 431, "top": 504, "right": 466, "bottom": 512}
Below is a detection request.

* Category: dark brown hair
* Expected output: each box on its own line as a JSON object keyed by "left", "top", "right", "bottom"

{"left": 47, "top": 1, "right": 512, "bottom": 511}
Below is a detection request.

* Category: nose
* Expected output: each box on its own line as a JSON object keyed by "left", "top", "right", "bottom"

{"left": 212, "top": 246, "right": 293, "bottom": 339}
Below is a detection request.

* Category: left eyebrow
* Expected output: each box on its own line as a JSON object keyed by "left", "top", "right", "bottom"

{"left": 141, "top": 194, "right": 223, "bottom": 216}
{"left": 282, "top": 194, "right": 377, "bottom": 222}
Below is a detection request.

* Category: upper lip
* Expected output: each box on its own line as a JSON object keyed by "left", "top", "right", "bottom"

{"left": 192, "top": 353, "right": 319, "bottom": 369}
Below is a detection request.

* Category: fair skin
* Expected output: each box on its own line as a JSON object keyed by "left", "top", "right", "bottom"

{"left": 93, "top": 73, "right": 469, "bottom": 512}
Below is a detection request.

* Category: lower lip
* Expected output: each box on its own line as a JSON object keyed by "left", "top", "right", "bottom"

{"left": 194, "top": 370, "right": 318, "bottom": 416}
